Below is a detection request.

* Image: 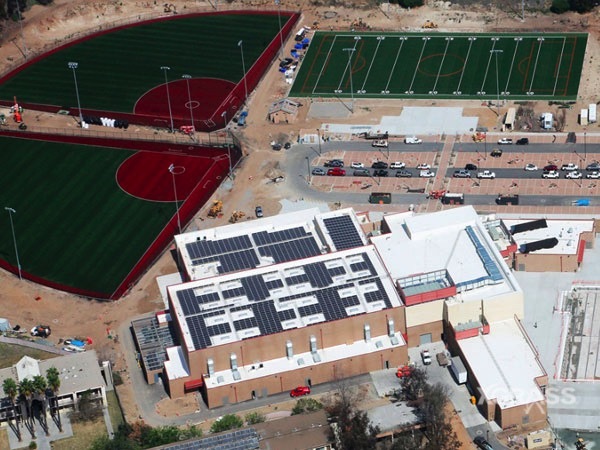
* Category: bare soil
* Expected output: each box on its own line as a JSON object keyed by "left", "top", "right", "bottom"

{"left": 0, "top": 0, "right": 598, "bottom": 439}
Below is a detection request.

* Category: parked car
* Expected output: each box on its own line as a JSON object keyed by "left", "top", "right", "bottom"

{"left": 327, "top": 168, "right": 346, "bottom": 176}
{"left": 353, "top": 169, "right": 370, "bottom": 177}
{"left": 490, "top": 148, "right": 502, "bottom": 157}
{"left": 255, "top": 206, "right": 264, "bottom": 218}
{"left": 477, "top": 170, "right": 496, "bottom": 179}
{"left": 271, "top": 142, "right": 282, "bottom": 151}
{"left": 542, "top": 170, "right": 559, "bottom": 179}
{"left": 566, "top": 171, "right": 583, "bottom": 179}
{"left": 324, "top": 160, "right": 344, "bottom": 168}
{"left": 561, "top": 163, "right": 579, "bottom": 171}
{"left": 524, "top": 164, "right": 538, "bottom": 171}
{"left": 395, "top": 169, "right": 413, "bottom": 178}
{"left": 390, "top": 161, "right": 406, "bottom": 169}
{"left": 404, "top": 136, "right": 422, "bottom": 144}
{"left": 473, "top": 436, "right": 494, "bottom": 450}
{"left": 465, "top": 163, "right": 478, "bottom": 171}
{"left": 497, "top": 138, "right": 513, "bottom": 145}
{"left": 290, "top": 386, "right": 311, "bottom": 397}
{"left": 516, "top": 137, "right": 529, "bottom": 145}
{"left": 284, "top": 142, "right": 292, "bottom": 150}
{"left": 311, "top": 168, "right": 325, "bottom": 176}
{"left": 372, "top": 161, "right": 389, "bottom": 169}
{"left": 453, "top": 169, "right": 471, "bottom": 178}
{"left": 421, "top": 349, "right": 432, "bottom": 365}
{"left": 543, "top": 164, "right": 558, "bottom": 171}
{"left": 373, "top": 169, "right": 388, "bottom": 177}
{"left": 372, "top": 139, "right": 388, "bottom": 148}
{"left": 279, "top": 57, "right": 294, "bottom": 68}
{"left": 586, "top": 171, "right": 600, "bottom": 179}
{"left": 586, "top": 162, "right": 600, "bottom": 171}
{"left": 419, "top": 170, "right": 436, "bottom": 178}
{"left": 351, "top": 162, "right": 365, "bottom": 169}
{"left": 416, "top": 163, "right": 431, "bottom": 170}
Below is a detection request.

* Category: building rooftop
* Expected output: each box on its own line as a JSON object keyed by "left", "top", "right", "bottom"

{"left": 458, "top": 319, "right": 545, "bottom": 409}
{"left": 175, "top": 208, "right": 367, "bottom": 281}
{"left": 371, "top": 207, "right": 519, "bottom": 299}
{"left": 168, "top": 246, "right": 403, "bottom": 352}
{"left": 502, "top": 218, "right": 593, "bottom": 255}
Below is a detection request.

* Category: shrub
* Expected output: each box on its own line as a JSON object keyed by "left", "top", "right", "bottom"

{"left": 291, "top": 398, "right": 323, "bottom": 415}
{"left": 550, "top": 0, "right": 570, "bottom": 13}
{"left": 245, "top": 411, "right": 266, "bottom": 425}
{"left": 210, "top": 414, "right": 243, "bottom": 433}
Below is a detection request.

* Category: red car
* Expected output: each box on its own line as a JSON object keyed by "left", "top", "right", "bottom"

{"left": 544, "top": 164, "right": 558, "bottom": 171}
{"left": 327, "top": 168, "right": 346, "bottom": 176}
{"left": 290, "top": 386, "right": 311, "bottom": 397}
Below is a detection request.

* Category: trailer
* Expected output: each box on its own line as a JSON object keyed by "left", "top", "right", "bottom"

{"left": 580, "top": 109, "right": 588, "bottom": 126}
{"left": 496, "top": 194, "right": 519, "bottom": 205}
{"left": 589, "top": 104, "right": 597, "bottom": 123}
{"left": 449, "top": 356, "right": 467, "bottom": 384}
{"left": 441, "top": 193, "right": 464, "bottom": 205}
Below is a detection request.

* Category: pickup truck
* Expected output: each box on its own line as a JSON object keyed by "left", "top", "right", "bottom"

{"left": 419, "top": 170, "right": 436, "bottom": 178}
{"left": 436, "top": 352, "right": 451, "bottom": 367}
{"left": 405, "top": 136, "right": 422, "bottom": 144}
{"left": 561, "top": 163, "right": 579, "bottom": 171}
{"left": 372, "top": 139, "right": 388, "bottom": 148}
{"left": 477, "top": 170, "right": 496, "bottom": 179}
{"left": 421, "top": 349, "right": 432, "bottom": 365}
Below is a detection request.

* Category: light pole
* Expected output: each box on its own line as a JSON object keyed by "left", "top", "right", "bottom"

{"left": 342, "top": 48, "right": 356, "bottom": 113}
{"left": 4, "top": 207, "right": 22, "bottom": 280}
{"left": 182, "top": 74, "right": 195, "bottom": 134}
{"left": 275, "top": 0, "right": 284, "bottom": 59}
{"left": 316, "top": 128, "right": 322, "bottom": 155}
{"left": 305, "top": 156, "right": 311, "bottom": 184}
{"left": 16, "top": 3, "right": 28, "bottom": 58}
{"left": 584, "top": 130, "right": 587, "bottom": 161}
{"left": 491, "top": 49, "right": 504, "bottom": 116}
{"left": 67, "top": 62, "right": 83, "bottom": 126}
{"left": 222, "top": 110, "right": 233, "bottom": 179}
{"left": 238, "top": 40, "right": 249, "bottom": 104}
{"left": 168, "top": 164, "right": 182, "bottom": 235}
{"left": 160, "top": 66, "right": 174, "bottom": 132}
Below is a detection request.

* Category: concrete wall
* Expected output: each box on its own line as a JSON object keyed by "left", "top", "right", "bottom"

{"left": 514, "top": 253, "right": 579, "bottom": 272}
{"left": 404, "top": 299, "right": 444, "bottom": 328}
{"left": 445, "top": 299, "right": 483, "bottom": 326}
{"left": 497, "top": 400, "right": 547, "bottom": 430}
{"left": 406, "top": 320, "right": 443, "bottom": 348}
{"left": 483, "top": 291, "right": 524, "bottom": 322}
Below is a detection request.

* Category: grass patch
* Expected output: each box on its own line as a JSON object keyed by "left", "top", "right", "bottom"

{"left": 0, "top": 342, "right": 57, "bottom": 369}
{"left": 50, "top": 415, "right": 106, "bottom": 450}
{"left": 106, "top": 390, "right": 125, "bottom": 431}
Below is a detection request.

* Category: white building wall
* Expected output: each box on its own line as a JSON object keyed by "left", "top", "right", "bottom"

{"left": 405, "top": 299, "right": 445, "bottom": 328}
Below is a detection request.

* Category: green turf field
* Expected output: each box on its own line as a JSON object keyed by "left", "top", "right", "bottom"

{"left": 290, "top": 32, "right": 587, "bottom": 100}
{"left": 0, "top": 137, "right": 169, "bottom": 295}
{"left": 0, "top": 14, "right": 287, "bottom": 111}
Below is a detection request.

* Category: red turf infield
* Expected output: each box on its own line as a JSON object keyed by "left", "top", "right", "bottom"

{"left": 134, "top": 78, "right": 237, "bottom": 127}
{"left": 117, "top": 151, "right": 221, "bottom": 202}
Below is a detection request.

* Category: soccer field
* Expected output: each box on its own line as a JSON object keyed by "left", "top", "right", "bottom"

{"left": 290, "top": 32, "right": 587, "bottom": 100}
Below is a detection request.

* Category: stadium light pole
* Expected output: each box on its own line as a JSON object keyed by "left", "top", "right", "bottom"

{"left": 168, "top": 164, "right": 182, "bottom": 235}
{"left": 4, "top": 207, "right": 22, "bottom": 280}
{"left": 16, "top": 3, "right": 28, "bottom": 58}
{"left": 67, "top": 62, "right": 84, "bottom": 126}
{"left": 181, "top": 74, "right": 195, "bottom": 136}
{"left": 342, "top": 48, "right": 356, "bottom": 113}
{"left": 222, "top": 110, "right": 233, "bottom": 180}
{"left": 238, "top": 40, "right": 249, "bottom": 104}
{"left": 275, "top": 0, "right": 284, "bottom": 59}
{"left": 160, "top": 66, "right": 174, "bottom": 132}
{"left": 491, "top": 49, "right": 503, "bottom": 117}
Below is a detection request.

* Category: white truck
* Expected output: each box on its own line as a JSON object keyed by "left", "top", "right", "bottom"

{"left": 421, "top": 349, "right": 432, "bottom": 365}
{"left": 449, "top": 356, "right": 467, "bottom": 384}
{"left": 589, "top": 103, "right": 597, "bottom": 123}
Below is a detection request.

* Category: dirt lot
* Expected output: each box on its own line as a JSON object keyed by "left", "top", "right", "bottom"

{"left": 1, "top": 0, "right": 599, "bottom": 438}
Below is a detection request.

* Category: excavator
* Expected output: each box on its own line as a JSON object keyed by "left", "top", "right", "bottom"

{"left": 229, "top": 211, "right": 245, "bottom": 223}
{"left": 207, "top": 200, "right": 223, "bottom": 218}
{"left": 422, "top": 20, "right": 438, "bottom": 29}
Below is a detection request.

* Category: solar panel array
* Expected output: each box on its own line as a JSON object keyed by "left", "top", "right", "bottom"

{"left": 132, "top": 317, "right": 177, "bottom": 372}
{"left": 180, "top": 252, "right": 394, "bottom": 350}
{"left": 465, "top": 226, "right": 503, "bottom": 283}
{"left": 323, "top": 215, "right": 365, "bottom": 250}
{"left": 185, "top": 226, "right": 323, "bottom": 274}
{"left": 162, "top": 428, "right": 259, "bottom": 450}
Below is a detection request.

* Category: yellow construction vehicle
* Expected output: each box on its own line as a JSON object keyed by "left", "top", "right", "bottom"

{"left": 422, "top": 20, "right": 438, "bottom": 29}
{"left": 207, "top": 200, "right": 223, "bottom": 218}
{"left": 229, "top": 211, "right": 245, "bottom": 223}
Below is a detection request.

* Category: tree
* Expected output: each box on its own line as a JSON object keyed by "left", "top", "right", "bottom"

{"left": 418, "top": 383, "right": 461, "bottom": 450}
{"left": 550, "top": 0, "right": 570, "bottom": 13}
{"left": 71, "top": 390, "right": 102, "bottom": 422}
{"left": 568, "top": 0, "right": 596, "bottom": 13}
{"left": 210, "top": 414, "right": 243, "bottom": 433}
{"left": 3, "top": 377, "right": 21, "bottom": 442}
{"left": 245, "top": 411, "right": 266, "bottom": 425}
{"left": 18, "top": 378, "right": 35, "bottom": 438}
{"left": 400, "top": 366, "right": 428, "bottom": 401}
{"left": 32, "top": 375, "right": 49, "bottom": 436}
{"left": 45, "top": 367, "right": 62, "bottom": 432}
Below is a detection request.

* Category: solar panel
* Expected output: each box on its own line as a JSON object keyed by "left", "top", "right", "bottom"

{"left": 233, "top": 316, "right": 258, "bottom": 331}
{"left": 193, "top": 249, "right": 260, "bottom": 273}
{"left": 252, "top": 301, "right": 284, "bottom": 335}
{"left": 258, "top": 236, "right": 321, "bottom": 263}
{"left": 162, "top": 427, "right": 259, "bottom": 450}
{"left": 206, "top": 322, "right": 232, "bottom": 337}
{"left": 349, "top": 253, "right": 376, "bottom": 275}
{"left": 186, "top": 315, "right": 212, "bottom": 349}
{"left": 323, "top": 215, "right": 364, "bottom": 250}
{"left": 241, "top": 275, "right": 270, "bottom": 301}
{"left": 252, "top": 227, "right": 309, "bottom": 246}
{"left": 304, "top": 262, "right": 333, "bottom": 288}
{"left": 186, "top": 235, "right": 253, "bottom": 259}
